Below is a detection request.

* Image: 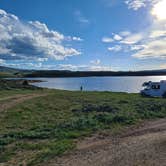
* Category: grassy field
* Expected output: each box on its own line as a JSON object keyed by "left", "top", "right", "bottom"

{"left": 0, "top": 72, "right": 16, "bottom": 78}
{"left": 0, "top": 88, "right": 166, "bottom": 165}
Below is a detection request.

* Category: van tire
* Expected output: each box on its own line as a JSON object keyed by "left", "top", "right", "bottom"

{"left": 162, "top": 92, "right": 166, "bottom": 98}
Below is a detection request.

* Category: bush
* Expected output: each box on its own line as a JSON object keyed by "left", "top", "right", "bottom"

{"left": 72, "top": 104, "right": 119, "bottom": 113}
{"left": 22, "top": 80, "right": 29, "bottom": 86}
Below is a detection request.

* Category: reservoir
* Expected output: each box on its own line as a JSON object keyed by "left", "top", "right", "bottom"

{"left": 29, "top": 76, "right": 166, "bottom": 93}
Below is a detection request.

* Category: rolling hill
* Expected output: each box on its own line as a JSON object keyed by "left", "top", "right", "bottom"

{"left": 0, "top": 66, "right": 166, "bottom": 78}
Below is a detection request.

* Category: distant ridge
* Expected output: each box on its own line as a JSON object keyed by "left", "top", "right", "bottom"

{"left": 0, "top": 66, "right": 20, "bottom": 73}
{"left": 0, "top": 66, "right": 166, "bottom": 78}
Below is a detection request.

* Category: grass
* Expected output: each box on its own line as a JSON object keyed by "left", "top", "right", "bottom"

{"left": 0, "top": 79, "right": 41, "bottom": 90}
{"left": 0, "top": 89, "right": 166, "bottom": 165}
{"left": 0, "top": 72, "right": 15, "bottom": 78}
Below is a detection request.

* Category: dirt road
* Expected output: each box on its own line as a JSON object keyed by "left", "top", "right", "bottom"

{"left": 51, "top": 119, "right": 166, "bottom": 166}
{"left": 0, "top": 93, "right": 47, "bottom": 111}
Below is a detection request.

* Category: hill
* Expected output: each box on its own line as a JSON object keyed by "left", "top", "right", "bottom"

{"left": 0, "top": 66, "right": 33, "bottom": 78}
{"left": 0, "top": 66, "right": 166, "bottom": 78}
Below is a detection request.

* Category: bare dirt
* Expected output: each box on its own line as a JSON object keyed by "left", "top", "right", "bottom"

{"left": 50, "top": 118, "right": 166, "bottom": 166}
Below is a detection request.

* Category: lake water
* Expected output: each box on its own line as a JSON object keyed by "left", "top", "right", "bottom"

{"left": 29, "top": 76, "right": 166, "bottom": 93}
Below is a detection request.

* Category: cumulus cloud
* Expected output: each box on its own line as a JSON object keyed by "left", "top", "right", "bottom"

{"left": 0, "top": 9, "right": 81, "bottom": 62}
{"left": 132, "top": 38, "right": 166, "bottom": 59}
{"left": 102, "top": 32, "right": 143, "bottom": 49}
{"left": 119, "top": 31, "right": 131, "bottom": 36}
{"left": 120, "top": 33, "right": 143, "bottom": 44}
{"left": 124, "top": 0, "right": 158, "bottom": 10}
{"left": 113, "top": 34, "right": 122, "bottom": 41}
{"left": 130, "top": 45, "right": 145, "bottom": 51}
{"left": 72, "top": 37, "right": 83, "bottom": 41}
{"left": 102, "top": 1, "right": 166, "bottom": 63}
{"left": 106, "top": 29, "right": 166, "bottom": 59}
{"left": 151, "top": 0, "right": 166, "bottom": 21}
{"left": 102, "top": 32, "right": 144, "bottom": 53}
{"left": 125, "top": 0, "right": 147, "bottom": 10}
{"left": 150, "top": 30, "right": 166, "bottom": 38}
{"left": 0, "top": 59, "right": 5, "bottom": 64}
{"left": 130, "top": 0, "right": 166, "bottom": 60}
{"left": 102, "top": 37, "right": 114, "bottom": 43}
{"left": 108, "top": 45, "right": 122, "bottom": 52}
{"left": 102, "top": 34, "right": 122, "bottom": 43}
{"left": 103, "top": 25, "right": 166, "bottom": 59}
{"left": 67, "top": 36, "right": 83, "bottom": 41}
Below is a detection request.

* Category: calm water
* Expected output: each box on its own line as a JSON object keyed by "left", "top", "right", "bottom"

{"left": 29, "top": 76, "right": 166, "bottom": 93}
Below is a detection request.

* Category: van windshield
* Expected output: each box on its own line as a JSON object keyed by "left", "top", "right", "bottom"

{"left": 151, "top": 85, "right": 160, "bottom": 89}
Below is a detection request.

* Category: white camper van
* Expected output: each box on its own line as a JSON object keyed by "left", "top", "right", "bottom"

{"left": 141, "top": 80, "right": 166, "bottom": 97}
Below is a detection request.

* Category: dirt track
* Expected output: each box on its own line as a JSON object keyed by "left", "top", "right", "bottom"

{"left": 0, "top": 93, "right": 47, "bottom": 112}
{"left": 51, "top": 119, "right": 166, "bottom": 166}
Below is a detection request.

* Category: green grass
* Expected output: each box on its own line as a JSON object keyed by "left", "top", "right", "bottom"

{"left": 0, "top": 89, "right": 166, "bottom": 165}
{"left": 0, "top": 72, "right": 15, "bottom": 78}
{"left": 0, "top": 89, "right": 44, "bottom": 99}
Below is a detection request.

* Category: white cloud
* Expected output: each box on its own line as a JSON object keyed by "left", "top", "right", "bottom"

{"left": 113, "top": 34, "right": 122, "bottom": 41}
{"left": 4, "top": 61, "right": 114, "bottom": 71}
{"left": 103, "top": 26, "right": 166, "bottom": 59}
{"left": 6, "top": 62, "right": 44, "bottom": 69}
{"left": 67, "top": 36, "right": 83, "bottom": 41}
{"left": 150, "top": 30, "right": 166, "bottom": 38}
{"left": 59, "top": 64, "right": 112, "bottom": 71}
{"left": 132, "top": 38, "right": 166, "bottom": 59}
{"left": 90, "top": 59, "right": 101, "bottom": 65}
{"left": 102, "top": 32, "right": 144, "bottom": 53}
{"left": 0, "top": 9, "right": 7, "bottom": 15}
{"left": 102, "top": 37, "right": 114, "bottom": 43}
{"left": 103, "top": 24, "right": 166, "bottom": 59}
{"left": 58, "top": 64, "right": 82, "bottom": 71}
{"left": 159, "top": 63, "right": 166, "bottom": 69}
{"left": 108, "top": 45, "right": 122, "bottom": 52}
{"left": 125, "top": 0, "right": 158, "bottom": 10}
{"left": 101, "top": 1, "right": 166, "bottom": 61}
{"left": 0, "top": 59, "right": 5, "bottom": 64}
{"left": 89, "top": 65, "right": 112, "bottom": 71}
{"left": 37, "top": 58, "right": 48, "bottom": 62}
{"left": 130, "top": 0, "right": 166, "bottom": 60}
{"left": 119, "top": 31, "right": 131, "bottom": 36}
{"left": 72, "top": 37, "right": 83, "bottom": 41}
{"left": 0, "top": 9, "right": 81, "bottom": 61}
{"left": 130, "top": 45, "right": 145, "bottom": 51}
{"left": 151, "top": 0, "right": 166, "bottom": 21}
{"left": 120, "top": 33, "right": 143, "bottom": 44}
{"left": 125, "top": 0, "right": 147, "bottom": 10}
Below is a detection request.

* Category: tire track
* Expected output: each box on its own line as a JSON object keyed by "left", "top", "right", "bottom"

{"left": 0, "top": 93, "right": 48, "bottom": 111}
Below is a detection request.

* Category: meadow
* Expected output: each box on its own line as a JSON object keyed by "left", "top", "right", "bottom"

{"left": 0, "top": 86, "right": 166, "bottom": 165}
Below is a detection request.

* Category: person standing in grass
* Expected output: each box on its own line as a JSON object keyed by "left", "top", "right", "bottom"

{"left": 80, "top": 86, "right": 83, "bottom": 91}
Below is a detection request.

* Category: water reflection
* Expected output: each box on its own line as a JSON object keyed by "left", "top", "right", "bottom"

{"left": 30, "top": 76, "right": 166, "bottom": 93}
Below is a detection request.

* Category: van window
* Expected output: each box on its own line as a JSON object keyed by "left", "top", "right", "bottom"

{"left": 151, "top": 85, "right": 160, "bottom": 89}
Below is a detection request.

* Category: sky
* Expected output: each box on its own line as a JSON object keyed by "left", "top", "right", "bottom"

{"left": 0, "top": 0, "right": 165, "bottom": 71}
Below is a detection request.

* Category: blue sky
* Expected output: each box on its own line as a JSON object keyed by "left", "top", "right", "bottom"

{"left": 0, "top": 0, "right": 165, "bottom": 71}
